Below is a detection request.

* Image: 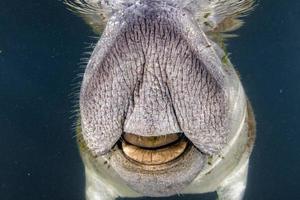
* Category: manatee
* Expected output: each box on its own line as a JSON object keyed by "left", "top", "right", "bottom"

{"left": 66, "top": 0, "right": 256, "bottom": 199}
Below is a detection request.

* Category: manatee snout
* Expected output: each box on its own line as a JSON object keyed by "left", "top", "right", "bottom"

{"left": 79, "top": 4, "right": 229, "bottom": 156}
{"left": 67, "top": 0, "right": 256, "bottom": 198}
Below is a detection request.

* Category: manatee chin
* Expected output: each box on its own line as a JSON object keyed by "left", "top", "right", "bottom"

{"left": 109, "top": 133, "right": 206, "bottom": 196}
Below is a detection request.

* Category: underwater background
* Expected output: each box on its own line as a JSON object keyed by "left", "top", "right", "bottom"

{"left": 0, "top": 0, "right": 299, "bottom": 199}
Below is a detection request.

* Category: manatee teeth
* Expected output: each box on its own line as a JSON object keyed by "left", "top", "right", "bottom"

{"left": 121, "top": 138, "right": 188, "bottom": 165}
{"left": 123, "top": 133, "right": 180, "bottom": 148}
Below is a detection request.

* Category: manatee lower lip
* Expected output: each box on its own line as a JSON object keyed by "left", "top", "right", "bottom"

{"left": 111, "top": 139, "right": 206, "bottom": 196}
{"left": 121, "top": 134, "right": 188, "bottom": 165}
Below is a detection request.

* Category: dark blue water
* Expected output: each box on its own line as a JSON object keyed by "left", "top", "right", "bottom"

{"left": 0, "top": 0, "right": 299, "bottom": 199}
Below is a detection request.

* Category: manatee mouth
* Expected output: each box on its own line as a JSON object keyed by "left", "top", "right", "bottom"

{"left": 111, "top": 134, "right": 206, "bottom": 196}
{"left": 121, "top": 133, "right": 189, "bottom": 165}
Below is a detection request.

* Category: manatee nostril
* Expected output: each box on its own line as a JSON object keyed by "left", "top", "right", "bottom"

{"left": 123, "top": 132, "right": 182, "bottom": 149}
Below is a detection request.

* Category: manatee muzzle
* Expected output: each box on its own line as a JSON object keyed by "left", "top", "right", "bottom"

{"left": 79, "top": 1, "right": 230, "bottom": 196}
{"left": 79, "top": 2, "right": 229, "bottom": 157}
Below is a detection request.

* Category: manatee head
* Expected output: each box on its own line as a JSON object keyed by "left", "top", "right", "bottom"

{"left": 77, "top": 0, "right": 236, "bottom": 196}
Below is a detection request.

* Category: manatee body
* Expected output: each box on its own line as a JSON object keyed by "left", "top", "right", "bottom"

{"left": 66, "top": 0, "right": 256, "bottom": 199}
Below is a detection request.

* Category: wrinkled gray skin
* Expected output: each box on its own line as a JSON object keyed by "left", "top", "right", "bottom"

{"left": 69, "top": 0, "right": 256, "bottom": 199}
{"left": 81, "top": 2, "right": 228, "bottom": 156}
{"left": 81, "top": 1, "right": 227, "bottom": 194}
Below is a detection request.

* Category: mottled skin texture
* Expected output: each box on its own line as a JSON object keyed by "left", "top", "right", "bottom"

{"left": 66, "top": 0, "right": 256, "bottom": 199}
